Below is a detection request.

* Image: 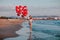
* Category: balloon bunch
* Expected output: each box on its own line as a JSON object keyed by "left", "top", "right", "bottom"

{"left": 16, "top": 5, "right": 28, "bottom": 17}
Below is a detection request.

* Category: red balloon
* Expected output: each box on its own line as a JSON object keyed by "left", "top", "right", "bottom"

{"left": 16, "top": 6, "right": 19, "bottom": 13}
{"left": 16, "top": 5, "right": 28, "bottom": 16}
{"left": 22, "top": 6, "right": 27, "bottom": 10}
{"left": 22, "top": 6, "right": 28, "bottom": 16}
{"left": 22, "top": 9, "right": 28, "bottom": 16}
{"left": 16, "top": 6, "right": 21, "bottom": 16}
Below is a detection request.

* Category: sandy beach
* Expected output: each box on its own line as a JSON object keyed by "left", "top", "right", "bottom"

{"left": 0, "top": 19, "right": 24, "bottom": 40}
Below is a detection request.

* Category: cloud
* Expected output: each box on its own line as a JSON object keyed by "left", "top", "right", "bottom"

{"left": 0, "top": 6, "right": 16, "bottom": 16}
{"left": 0, "top": 6, "right": 60, "bottom": 16}
{"left": 29, "top": 7, "right": 60, "bottom": 16}
{"left": 0, "top": 6, "right": 15, "bottom": 12}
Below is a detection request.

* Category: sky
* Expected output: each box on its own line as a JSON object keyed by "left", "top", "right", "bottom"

{"left": 0, "top": 0, "right": 60, "bottom": 16}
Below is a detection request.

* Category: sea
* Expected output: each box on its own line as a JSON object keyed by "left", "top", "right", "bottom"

{"left": 4, "top": 20, "right": 60, "bottom": 40}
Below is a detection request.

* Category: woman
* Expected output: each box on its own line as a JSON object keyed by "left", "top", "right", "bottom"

{"left": 28, "top": 15, "right": 33, "bottom": 32}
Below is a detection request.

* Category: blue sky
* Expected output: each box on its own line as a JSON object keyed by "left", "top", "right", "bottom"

{"left": 0, "top": 0, "right": 60, "bottom": 7}
{"left": 0, "top": 0, "right": 60, "bottom": 16}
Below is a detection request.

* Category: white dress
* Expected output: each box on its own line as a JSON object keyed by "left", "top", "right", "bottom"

{"left": 29, "top": 19, "right": 33, "bottom": 25}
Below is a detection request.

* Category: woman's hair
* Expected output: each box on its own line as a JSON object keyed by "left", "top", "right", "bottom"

{"left": 29, "top": 15, "right": 32, "bottom": 19}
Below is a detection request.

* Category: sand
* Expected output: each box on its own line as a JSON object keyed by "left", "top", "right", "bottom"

{"left": 0, "top": 19, "right": 24, "bottom": 40}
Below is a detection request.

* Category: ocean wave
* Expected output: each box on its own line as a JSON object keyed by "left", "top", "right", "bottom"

{"left": 33, "top": 20, "right": 60, "bottom": 26}
{"left": 32, "top": 20, "right": 60, "bottom": 40}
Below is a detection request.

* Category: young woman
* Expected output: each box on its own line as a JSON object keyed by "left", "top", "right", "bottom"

{"left": 28, "top": 15, "right": 33, "bottom": 32}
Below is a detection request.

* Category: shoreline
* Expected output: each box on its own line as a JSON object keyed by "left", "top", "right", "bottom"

{"left": 0, "top": 19, "right": 24, "bottom": 40}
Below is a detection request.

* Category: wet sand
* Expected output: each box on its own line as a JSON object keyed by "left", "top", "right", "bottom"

{"left": 0, "top": 19, "right": 24, "bottom": 40}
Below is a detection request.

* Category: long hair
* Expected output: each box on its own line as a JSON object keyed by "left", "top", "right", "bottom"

{"left": 29, "top": 15, "right": 32, "bottom": 19}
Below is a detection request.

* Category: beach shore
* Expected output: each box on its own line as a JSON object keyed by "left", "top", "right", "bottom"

{"left": 0, "top": 19, "right": 24, "bottom": 40}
